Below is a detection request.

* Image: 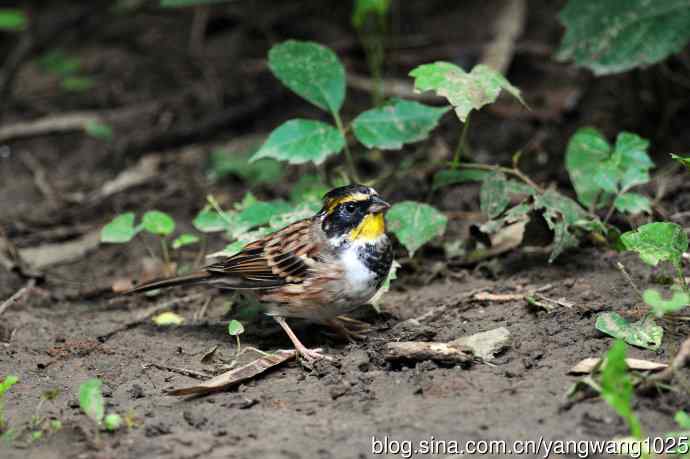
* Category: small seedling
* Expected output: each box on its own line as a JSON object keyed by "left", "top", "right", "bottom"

{"left": 0, "top": 375, "right": 18, "bottom": 433}
{"left": 37, "top": 49, "right": 94, "bottom": 92}
{"left": 352, "top": 0, "right": 391, "bottom": 106}
{"left": 600, "top": 340, "right": 643, "bottom": 439}
{"left": 78, "top": 378, "right": 122, "bottom": 432}
{"left": 228, "top": 319, "right": 244, "bottom": 358}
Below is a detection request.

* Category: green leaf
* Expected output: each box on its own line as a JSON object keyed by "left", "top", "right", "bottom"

{"left": 534, "top": 191, "right": 589, "bottom": 262}
{"left": 0, "top": 375, "right": 18, "bottom": 397}
{"left": 61, "top": 76, "right": 94, "bottom": 92}
{"left": 193, "top": 207, "right": 232, "bottom": 233}
{"left": 101, "top": 212, "right": 139, "bottom": 243}
{"left": 142, "top": 210, "right": 175, "bottom": 236}
{"left": 289, "top": 175, "right": 329, "bottom": 203}
{"left": 557, "top": 0, "right": 690, "bottom": 75}
{"left": 409, "top": 62, "right": 525, "bottom": 122}
{"left": 672, "top": 153, "right": 690, "bottom": 170}
{"left": 432, "top": 169, "right": 489, "bottom": 190}
{"left": 566, "top": 128, "right": 653, "bottom": 209}
{"left": 0, "top": 9, "right": 26, "bottom": 31}
{"left": 172, "top": 233, "right": 200, "bottom": 249}
{"left": 675, "top": 411, "right": 690, "bottom": 429}
{"left": 79, "top": 379, "right": 105, "bottom": 424}
{"left": 352, "top": 0, "right": 390, "bottom": 28}
{"left": 595, "top": 312, "right": 663, "bottom": 351}
{"left": 152, "top": 311, "right": 184, "bottom": 326}
{"left": 600, "top": 340, "right": 642, "bottom": 439}
{"left": 480, "top": 172, "right": 510, "bottom": 219}
{"left": 644, "top": 288, "right": 690, "bottom": 317}
{"left": 613, "top": 193, "right": 651, "bottom": 215}
{"left": 208, "top": 146, "right": 283, "bottom": 184}
{"left": 104, "top": 413, "right": 122, "bottom": 431}
{"left": 235, "top": 200, "right": 292, "bottom": 234}
{"left": 227, "top": 319, "right": 244, "bottom": 336}
{"left": 251, "top": 119, "right": 345, "bottom": 165}
{"left": 351, "top": 99, "right": 449, "bottom": 149}
{"left": 386, "top": 201, "right": 447, "bottom": 256}
{"left": 621, "top": 222, "right": 689, "bottom": 268}
{"left": 37, "top": 50, "right": 81, "bottom": 77}
{"left": 268, "top": 40, "right": 345, "bottom": 113}
{"left": 84, "top": 121, "right": 113, "bottom": 142}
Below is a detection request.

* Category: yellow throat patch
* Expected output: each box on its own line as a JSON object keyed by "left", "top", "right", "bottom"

{"left": 349, "top": 212, "right": 385, "bottom": 241}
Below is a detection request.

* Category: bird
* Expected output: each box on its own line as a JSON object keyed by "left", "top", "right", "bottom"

{"left": 127, "top": 184, "right": 394, "bottom": 362}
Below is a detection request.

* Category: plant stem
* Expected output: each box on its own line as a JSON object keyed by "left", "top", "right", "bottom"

{"left": 235, "top": 335, "right": 241, "bottom": 359}
{"left": 458, "top": 162, "right": 544, "bottom": 193}
{"left": 332, "top": 111, "right": 360, "bottom": 183}
{"left": 451, "top": 114, "right": 471, "bottom": 169}
{"left": 159, "top": 237, "right": 170, "bottom": 267}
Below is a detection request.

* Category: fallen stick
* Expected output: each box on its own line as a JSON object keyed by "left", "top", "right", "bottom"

{"left": 18, "top": 229, "right": 101, "bottom": 270}
{"left": 384, "top": 341, "right": 473, "bottom": 365}
{"left": 0, "top": 278, "right": 36, "bottom": 316}
{"left": 145, "top": 363, "right": 212, "bottom": 380}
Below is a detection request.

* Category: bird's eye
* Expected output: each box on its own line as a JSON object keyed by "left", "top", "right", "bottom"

{"left": 344, "top": 203, "right": 357, "bottom": 214}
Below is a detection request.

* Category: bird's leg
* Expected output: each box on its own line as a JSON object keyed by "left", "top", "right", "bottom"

{"left": 273, "top": 316, "right": 332, "bottom": 362}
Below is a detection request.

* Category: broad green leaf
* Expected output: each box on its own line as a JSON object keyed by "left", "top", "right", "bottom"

{"left": 152, "top": 311, "right": 184, "bottom": 326}
{"left": 235, "top": 200, "right": 292, "bottom": 234}
{"left": 351, "top": 99, "right": 449, "bottom": 149}
{"left": 595, "top": 312, "right": 663, "bottom": 351}
{"left": 386, "top": 201, "right": 447, "bottom": 256}
{"left": 289, "top": 175, "right": 329, "bottom": 203}
{"left": 644, "top": 288, "right": 690, "bottom": 317}
{"left": 409, "top": 62, "right": 525, "bottom": 122}
{"left": 566, "top": 128, "right": 653, "bottom": 209}
{"left": 250, "top": 119, "right": 345, "bottom": 165}
{"left": 172, "top": 233, "right": 200, "bottom": 249}
{"left": 557, "top": 0, "right": 690, "bottom": 75}
{"left": 534, "top": 191, "right": 591, "bottom": 262}
{"left": 352, "top": 0, "right": 390, "bottom": 28}
{"left": 104, "top": 413, "right": 122, "bottom": 431}
{"left": 160, "top": 0, "right": 228, "bottom": 6}
{"left": 101, "top": 212, "right": 139, "bottom": 243}
{"left": 142, "top": 210, "right": 175, "bottom": 236}
{"left": 227, "top": 319, "right": 244, "bottom": 336}
{"left": 61, "top": 76, "right": 94, "bottom": 92}
{"left": 621, "top": 222, "right": 689, "bottom": 268}
{"left": 672, "top": 153, "right": 690, "bottom": 170}
{"left": 432, "top": 169, "right": 489, "bottom": 190}
{"left": 37, "top": 50, "right": 81, "bottom": 77}
{"left": 84, "top": 121, "right": 113, "bottom": 142}
{"left": 675, "top": 411, "right": 690, "bottom": 429}
{"left": 269, "top": 202, "right": 321, "bottom": 231}
{"left": 565, "top": 127, "right": 611, "bottom": 208}
{"left": 479, "top": 172, "right": 510, "bottom": 219}
{"left": 0, "top": 9, "right": 26, "bottom": 31}
{"left": 0, "top": 375, "right": 18, "bottom": 396}
{"left": 193, "top": 207, "right": 233, "bottom": 233}
{"left": 208, "top": 146, "right": 283, "bottom": 184}
{"left": 79, "top": 379, "right": 105, "bottom": 424}
{"left": 613, "top": 193, "right": 651, "bottom": 215}
{"left": 220, "top": 240, "right": 245, "bottom": 258}
{"left": 268, "top": 40, "right": 345, "bottom": 113}
{"left": 600, "top": 340, "right": 642, "bottom": 439}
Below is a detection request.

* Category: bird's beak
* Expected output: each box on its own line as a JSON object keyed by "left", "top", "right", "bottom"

{"left": 368, "top": 195, "right": 391, "bottom": 213}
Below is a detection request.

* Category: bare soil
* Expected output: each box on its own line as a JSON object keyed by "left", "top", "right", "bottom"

{"left": 1, "top": 1, "right": 689, "bottom": 458}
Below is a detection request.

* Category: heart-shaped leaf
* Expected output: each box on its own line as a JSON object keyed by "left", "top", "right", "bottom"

{"left": 352, "top": 99, "right": 449, "bottom": 149}
{"left": 621, "top": 222, "right": 689, "bottom": 268}
{"left": 268, "top": 40, "right": 345, "bottom": 113}
{"left": 386, "top": 201, "right": 447, "bottom": 256}
{"left": 101, "top": 212, "right": 139, "bottom": 243}
{"left": 409, "top": 62, "right": 525, "bottom": 122}
{"left": 79, "top": 378, "right": 105, "bottom": 424}
{"left": 172, "top": 233, "right": 200, "bottom": 249}
{"left": 251, "top": 119, "right": 345, "bottom": 165}
{"left": 595, "top": 312, "right": 663, "bottom": 351}
{"left": 227, "top": 319, "right": 244, "bottom": 336}
{"left": 643, "top": 288, "right": 690, "bottom": 317}
{"left": 142, "top": 210, "right": 175, "bottom": 236}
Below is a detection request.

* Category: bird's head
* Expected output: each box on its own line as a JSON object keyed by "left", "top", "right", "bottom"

{"left": 319, "top": 184, "right": 390, "bottom": 243}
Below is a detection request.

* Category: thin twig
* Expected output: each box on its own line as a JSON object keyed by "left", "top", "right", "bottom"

{"left": 145, "top": 362, "right": 211, "bottom": 380}
{"left": 458, "top": 162, "right": 544, "bottom": 193}
{"left": 479, "top": 0, "right": 526, "bottom": 73}
{"left": 0, "top": 278, "right": 36, "bottom": 316}
{"left": 615, "top": 262, "right": 644, "bottom": 302}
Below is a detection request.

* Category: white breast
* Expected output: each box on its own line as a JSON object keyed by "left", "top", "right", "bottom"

{"left": 339, "top": 243, "right": 377, "bottom": 299}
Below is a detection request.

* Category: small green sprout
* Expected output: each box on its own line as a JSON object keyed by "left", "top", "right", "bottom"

{"left": 0, "top": 375, "right": 18, "bottom": 432}
{"left": 104, "top": 414, "right": 122, "bottom": 432}
{"left": 78, "top": 378, "right": 124, "bottom": 433}
{"left": 600, "top": 340, "right": 642, "bottom": 439}
{"left": 228, "top": 319, "right": 245, "bottom": 357}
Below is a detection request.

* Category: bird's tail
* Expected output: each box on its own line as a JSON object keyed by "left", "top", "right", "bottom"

{"left": 125, "top": 271, "right": 212, "bottom": 294}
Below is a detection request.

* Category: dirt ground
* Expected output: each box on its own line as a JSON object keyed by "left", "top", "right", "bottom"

{"left": 1, "top": 1, "right": 690, "bottom": 458}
